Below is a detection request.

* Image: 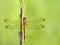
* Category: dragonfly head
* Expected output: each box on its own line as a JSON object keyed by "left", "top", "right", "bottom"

{"left": 23, "top": 17, "right": 26, "bottom": 26}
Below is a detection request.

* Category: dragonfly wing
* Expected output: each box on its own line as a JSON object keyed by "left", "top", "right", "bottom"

{"left": 27, "top": 18, "right": 45, "bottom": 26}
{"left": 26, "top": 18, "right": 45, "bottom": 29}
{"left": 4, "top": 18, "right": 20, "bottom": 29}
{"left": 4, "top": 18, "right": 20, "bottom": 24}
{"left": 4, "top": 18, "right": 45, "bottom": 29}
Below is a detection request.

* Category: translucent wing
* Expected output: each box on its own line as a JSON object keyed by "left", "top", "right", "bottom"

{"left": 4, "top": 18, "right": 45, "bottom": 29}
{"left": 26, "top": 18, "right": 45, "bottom": 26}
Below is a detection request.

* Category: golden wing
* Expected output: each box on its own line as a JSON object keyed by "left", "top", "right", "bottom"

{"left": 4, "top": 18, "right": 45, "bottom": 29}
{"left": 4, "top": 18, "right": 45, "bottom": 25}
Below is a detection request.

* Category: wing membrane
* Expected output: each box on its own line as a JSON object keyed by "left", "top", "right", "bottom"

{"left": 4, "top": 18, "right": 45, "bottom": 27}
{"left": 26, "top": 18, "right": 45, "bottom": 26}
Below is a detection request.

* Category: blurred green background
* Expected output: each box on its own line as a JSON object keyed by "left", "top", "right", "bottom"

{"left": 0, "top": 0, "right": 60, "bottom": 45}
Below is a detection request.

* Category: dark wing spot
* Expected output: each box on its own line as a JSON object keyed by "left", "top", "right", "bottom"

{"left": 43, "top": 18, "right": 45, "bottom": 21}
{"left": 41, "top": 18, "right": 45, "bottom": 21}
{"left": 5, "top": 26, "right": 8, "bottom": 28}
{"left": 4, "top": 19, "right": 7, "bottom": 22}
{"left": 4, "top": 18, "right": 9, "bottom": 22}
{"left": 42, "top": 25, "right": 45, "bottom": 28}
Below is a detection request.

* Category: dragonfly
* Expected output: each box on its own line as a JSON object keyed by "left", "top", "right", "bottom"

{"left": 4, "top": 17, "right": 45, "bottom": 42}
{"left": 4, "top": 18, "right": 45, "bottom": 29}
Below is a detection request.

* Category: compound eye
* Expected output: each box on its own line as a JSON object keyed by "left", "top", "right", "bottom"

{"left": 23, "top": 17, "right": 26, "bottom": 25}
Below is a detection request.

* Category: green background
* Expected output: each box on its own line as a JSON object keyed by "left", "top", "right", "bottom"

{"left": 0, "top": 0, "right": 60, "bottom": 45}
